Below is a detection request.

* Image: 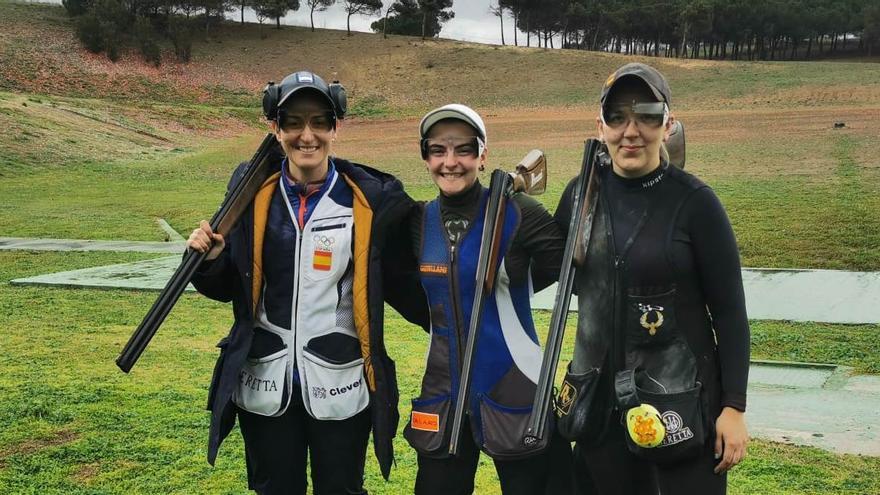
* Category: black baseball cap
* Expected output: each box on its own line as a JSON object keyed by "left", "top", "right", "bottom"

{"left": 599, "top": 63, "right": 671, "bottom": 106}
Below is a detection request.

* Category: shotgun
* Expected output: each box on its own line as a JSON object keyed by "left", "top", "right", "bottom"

{"left": 116, "top": 134, "right": 280, "bottom": 373}
{"left": 447, "top": 149, "right": 548, "bottom": 456}
{"left": 447, "top": 168, "right": 510, "bottom": 456}
{"left": 523, "top": 138, "right": 603, "bottom": 445}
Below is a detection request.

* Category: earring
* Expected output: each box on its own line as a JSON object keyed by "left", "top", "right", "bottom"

{"left": 479, "top": 164, "right": 485, "bottom": 171}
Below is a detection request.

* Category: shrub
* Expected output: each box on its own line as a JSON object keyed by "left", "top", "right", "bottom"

{"left": 62, "top": 0, "right": 91, "bottom": 16}
{"left": 135, "top": 17, "right": 162, "bottom": 67}
{"left": 75, "top": 13, "right": 104, "bottom": 53}
{"left": 168, "top": 17, "right": 192, "bottom": 63}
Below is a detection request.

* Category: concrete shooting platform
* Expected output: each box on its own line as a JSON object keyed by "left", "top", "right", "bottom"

{"left": 7, "top": 237, "right": 879, "bottom": 325}
{"left": 10, "top": 255, "right": 191, "bottom": 291}
{"left": 0, "top": 237, "right": 185, "bottom": 254}
{"left": 747, "top": 361, "right": 880, "bottom": 456}
{"left": 533, "top": 268, "right": 880, "bottom": 325}
{"left": 0, "top": 219, "right": 185, "bottom": 253}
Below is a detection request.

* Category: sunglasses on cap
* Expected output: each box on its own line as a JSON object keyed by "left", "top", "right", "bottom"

{"left": 420, "top": 136, "right": 486, "bottom": 160}
{"left": 601, "top": 102, "right": 669, "bottom": 129}
{"left": 277, "top": 109, "right": 336, "bottom": 132}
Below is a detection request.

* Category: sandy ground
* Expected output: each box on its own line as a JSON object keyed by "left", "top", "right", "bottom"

{"left": 335, "top": 105, "right": 880, "bottom": 182}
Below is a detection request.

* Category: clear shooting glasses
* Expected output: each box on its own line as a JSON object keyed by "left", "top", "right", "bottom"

{"left": 277, "top": 109, "right": 336, "bottom": 133}
{"left": 420, "top": 136, "right": 486, "bottom": 160}
{"left": 600, "top": 101, "right": 669, "bottom": 130}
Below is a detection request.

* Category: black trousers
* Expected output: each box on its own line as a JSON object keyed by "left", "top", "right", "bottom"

{"left": 237, "top": 397, "right": 372, "bottom": 495}
{"left": 414, "top": 419, "right": 574, "bottom": 495}
{"left": 573, "top": 421, "right": 726, "bottom": 495}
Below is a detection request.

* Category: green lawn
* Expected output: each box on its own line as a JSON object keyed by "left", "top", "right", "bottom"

{"left": 0, "top": 251, "right": 878, "bottom": 493}
{"left": 1, "top": 109, "right": 877, "bottom": 492}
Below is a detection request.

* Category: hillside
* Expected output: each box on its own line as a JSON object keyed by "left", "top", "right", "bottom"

{"left": 3, "top": 0, "right": 880, "bottom": 116}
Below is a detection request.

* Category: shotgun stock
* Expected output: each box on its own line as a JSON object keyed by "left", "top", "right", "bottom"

{"left": 523, "top": 138, "right": 603, "bottom": 445}
{"left": 116, "top": 134, "right": 279, "bottom": 373}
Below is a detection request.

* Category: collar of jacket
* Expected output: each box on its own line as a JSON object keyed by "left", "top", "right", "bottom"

{"left": 250, "top": 164, "right": 381, "bottom": 392}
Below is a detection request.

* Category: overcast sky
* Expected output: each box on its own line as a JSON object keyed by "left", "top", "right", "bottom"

{"left": 246, "top": 0, "right": 521, "bottom": 45}
{"left": 34, "top": 0, "right": 522, "bottom": 45}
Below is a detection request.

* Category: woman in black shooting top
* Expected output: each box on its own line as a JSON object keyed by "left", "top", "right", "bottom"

{"left": 554, "top": 63, "right": 749, "bottom": 495}
{"left": 403, "top": 104, "right": 571, "bottom": 494}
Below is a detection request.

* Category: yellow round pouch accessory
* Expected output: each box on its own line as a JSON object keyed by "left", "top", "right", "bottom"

{"left": 626, "top": 404, "right": 666, "bottom": 448}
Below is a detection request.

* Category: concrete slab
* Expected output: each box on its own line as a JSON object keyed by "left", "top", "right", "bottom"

{"left": 156, "top": 218, "right": 185, "bottom": 242}
{"left": 10, "top": 256, "right": 193, "bottom": 291}
{"left": 533, "top": 268, "right": 880, "bottom": 324}
{"left": 742, "top": 268, "right": 880, "bottom": 324}
{"left": 0, "top": 237, "right": 186, "bottom": 254}
{"left": 748, "top": 361, "right": 836, "bottom": 389}
{"left": 748, "top": 385, "right": 880, "bottom": 456}
{"left": 746, "top": 361, "right": 880, "bottom": 456}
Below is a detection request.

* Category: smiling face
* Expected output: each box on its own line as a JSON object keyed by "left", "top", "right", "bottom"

{"left": 597, "top": 78, "right": 675, "bottom": 178}
{"left": 424, "top": 120, "right": 487, "bottom": 196}
{"left": 270, "top": 90, "right": 337, "bottom": 183}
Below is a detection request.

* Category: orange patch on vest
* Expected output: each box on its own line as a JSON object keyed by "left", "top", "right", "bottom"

{"left": 419, "top": 263, "right": 448, "bottom": 275}
{"left": 411, "top": 411, "right": 440, "bottom": 432}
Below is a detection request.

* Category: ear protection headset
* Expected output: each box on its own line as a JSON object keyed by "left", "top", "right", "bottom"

{"left": 262, "top": 71, "right": 347, "bottom": 127}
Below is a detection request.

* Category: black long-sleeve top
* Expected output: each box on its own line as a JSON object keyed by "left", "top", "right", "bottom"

{"left": 555, "top": 164, "right": 750, "bottom": 411}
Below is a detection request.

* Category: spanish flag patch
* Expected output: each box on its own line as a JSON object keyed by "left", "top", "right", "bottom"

{"left": 313, "top": 250, "right": 332, "bottom": 271}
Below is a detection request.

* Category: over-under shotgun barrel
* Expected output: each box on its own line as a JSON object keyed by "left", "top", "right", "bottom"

{"left": 116, "top": 134, "right": 278, "bottom": 373}
{"left": 523, "top": 138, "right": 602, "bottom": 444}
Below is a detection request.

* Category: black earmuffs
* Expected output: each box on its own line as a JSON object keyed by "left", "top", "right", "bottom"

{"left": 262, "top": 71, "right": 347, "bottom": 127}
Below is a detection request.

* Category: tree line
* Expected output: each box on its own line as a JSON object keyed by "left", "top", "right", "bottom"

{"left": 492, "top": 0, "right": 880, "bottom": 59}
{"left": 63, "top": 0, "right": 388, "bottom": 66}
{"left": 65, "top": 0, "right": 879, "bottom": 66}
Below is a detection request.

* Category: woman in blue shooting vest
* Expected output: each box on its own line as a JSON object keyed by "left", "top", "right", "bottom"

{"left": 402, "top": 104, "right": 572, "bottom": 495}
{"left": 186, "top": 70, "right": 426, "bottom": 495}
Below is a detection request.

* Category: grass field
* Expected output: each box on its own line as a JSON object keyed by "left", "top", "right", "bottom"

{"left": 1, "top": 252, "right": 879, "bottom": 494}
{"left": 2, "top": 0, "right": 880, "bottom": 492}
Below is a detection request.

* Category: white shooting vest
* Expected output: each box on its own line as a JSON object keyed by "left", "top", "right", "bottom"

{"left": 233, "top": 171, "right": 369, "bottom": 420}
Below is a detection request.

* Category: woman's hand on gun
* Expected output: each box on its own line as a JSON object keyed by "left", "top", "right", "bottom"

{"left": 187, "top": 220, "right": 225, "bottom": 261}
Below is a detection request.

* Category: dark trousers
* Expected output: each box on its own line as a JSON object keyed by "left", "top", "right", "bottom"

{"left": 237, "top": 397, "right": 371, "bottom": 495}
{"left": 414, "top": 419, "right": 574, "bottom": 495}
{"left": 573, "top": 422, "right": 726, "bottom": 495}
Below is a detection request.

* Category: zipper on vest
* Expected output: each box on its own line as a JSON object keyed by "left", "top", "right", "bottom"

{"left": 449, "top": 244, "right": 465, "bottom": 382}
{"left": 291, "top": 219, "right": 303, "bottom": 372}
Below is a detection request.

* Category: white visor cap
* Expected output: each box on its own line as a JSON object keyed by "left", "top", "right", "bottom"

{"left": 419, "top": 103, "right": 487, "bottom": 146}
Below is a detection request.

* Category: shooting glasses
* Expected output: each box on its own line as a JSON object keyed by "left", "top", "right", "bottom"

{"left": 277, "top": 109, "right": 336, "bottom": 132}
{"left": 601, "top": 101, "right": 669, "bottom": 129}
{"left": 420, "top": 136, "right": 486, "bottom": 160}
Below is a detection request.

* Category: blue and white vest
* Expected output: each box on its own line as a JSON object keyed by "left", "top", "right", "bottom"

{"left": 232, "top": 167, "right": 369, "bottom": 421}
{"left": 404, "top": 190, "right": 546, "bottom": 459}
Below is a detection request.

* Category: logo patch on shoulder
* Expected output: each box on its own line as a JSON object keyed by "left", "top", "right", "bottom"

{"left": 419, "top": 263, "right": 448, "bottom": 276}
{"left": 411, "top": 411, "right": 440, "bottom": 432}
